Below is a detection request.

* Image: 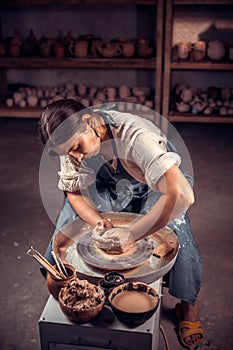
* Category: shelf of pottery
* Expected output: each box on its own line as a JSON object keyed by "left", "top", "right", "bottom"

{"left": 0, "top": 0, "right": 164, "bottom": 120}
{"left": 162, "top": 0, "right": 233, "bottom": 123}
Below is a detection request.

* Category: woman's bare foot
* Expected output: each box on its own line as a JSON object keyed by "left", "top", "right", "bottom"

{"left": 180, "top": 300, "right": 203, "bottom": 346}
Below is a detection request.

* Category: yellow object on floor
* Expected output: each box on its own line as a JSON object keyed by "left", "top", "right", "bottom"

{"left": 175, "top": 303, "right": 204, "bottom": 347}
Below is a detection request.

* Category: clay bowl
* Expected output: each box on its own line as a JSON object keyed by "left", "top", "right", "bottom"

{"left": 104, "top": 271, "right": 125, "bottom": 288}
{"left": 58, "top": 279, "right": 105, "bottom": 323}
{"left": 98, "top": 271, "right": 125, "bottom": 302}
{"left": 108, "top": 281, "right": 160, "bottom": 325}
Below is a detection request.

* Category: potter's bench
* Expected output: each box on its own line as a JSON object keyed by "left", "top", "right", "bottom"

{"left": 39, "top": 279, "right": 162, "bottom": 350}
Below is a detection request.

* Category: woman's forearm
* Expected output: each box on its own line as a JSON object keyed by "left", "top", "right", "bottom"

{"left": 130, "top": 165, "right": 194, "bottom": 240}
{"left": 67, "top": 191, "right": 103, "bottom": 226}
{"left": 130, "top": 192, "right": 187, "bottom": 240}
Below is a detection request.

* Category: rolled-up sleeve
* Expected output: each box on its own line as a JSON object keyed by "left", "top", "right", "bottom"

{"left": 58, "top": 156, "right": 95, "bottom": 192}
{"left": 131, "top": 133, "right": 181, "bottom": 190}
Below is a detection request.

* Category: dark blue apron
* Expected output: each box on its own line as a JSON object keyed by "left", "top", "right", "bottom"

{"left": 86, "top": 123, "right": 150, "bottom": 214}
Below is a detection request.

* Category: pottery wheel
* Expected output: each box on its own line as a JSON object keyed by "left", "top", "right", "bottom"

{"left": 64, "top": 212, "right": 179, "bottom": 284}
{"left": 77, "top": 232, "right": 155, "bottom": 271}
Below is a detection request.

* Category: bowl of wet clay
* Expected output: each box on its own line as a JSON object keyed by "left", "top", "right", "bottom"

{"left": 108, "top": 281, "right": 160, "bottom": 325}
{"left": 59, "top": 279, "right": 105, "bottom": 323}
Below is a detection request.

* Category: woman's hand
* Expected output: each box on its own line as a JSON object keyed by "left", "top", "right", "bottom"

{"left": 92, "top": 218, "right": 113, "bottom": 241}
{"left": 92, "top": 224, "right": 134, "bottom": 251}
{"left": 103, "top": 226, "right": 134, "bottom": 246}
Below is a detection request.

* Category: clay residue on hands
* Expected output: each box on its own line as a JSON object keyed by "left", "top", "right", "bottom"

{"left": 92, "top": 223, "right": 135, "bottom": 255}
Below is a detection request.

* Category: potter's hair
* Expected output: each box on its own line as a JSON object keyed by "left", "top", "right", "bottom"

{"left": 38, "top": 99, "right": 88, "bottom": 146}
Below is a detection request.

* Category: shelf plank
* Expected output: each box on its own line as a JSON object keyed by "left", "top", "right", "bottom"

{"left": 173, "top": 0, "right": 233, "bottom": 4}
{"left": 0, "top": 57, "right": 156, "bottom": 69}
{"left": 0, "top": 107, "right": 41, "bottom": 118}
{"left": 2, "top": 108, "right": 233, "bottom": 123}
{"left": 168, "top": 113, "right": 233, "bottom": 123}
{"left": 171, "top": 61, "right": 233, "bottom": 70}
{"left": 1, "top": 0, "right": 157, "bottom": 6}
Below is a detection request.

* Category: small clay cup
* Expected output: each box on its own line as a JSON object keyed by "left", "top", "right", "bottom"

{"left": 104, "top": 271, "right": 125, "bottom": 288}
{"left": 46, "top": 263, "right": 76, "bottom": 299}
{"left": 99, "top": 271, "right": 125, "bottom": 303}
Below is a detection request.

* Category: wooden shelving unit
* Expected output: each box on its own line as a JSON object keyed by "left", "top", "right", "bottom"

{"left": 162, "top": 0, "right": 233, "bottom": 123}
{"left": 0, "top": 0, "right": 164, "bottom": 119}
{"left": 1, "top": 0, "right": 233, "bottom": 122}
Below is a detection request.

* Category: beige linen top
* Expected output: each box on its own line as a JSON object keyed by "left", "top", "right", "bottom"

{"left": 58, "top": 110, "right": 181, "bottom": 193}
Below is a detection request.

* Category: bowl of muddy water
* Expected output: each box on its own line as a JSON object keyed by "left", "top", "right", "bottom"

{"left": 108, "top": 281, "right": 160, "bottom": 325}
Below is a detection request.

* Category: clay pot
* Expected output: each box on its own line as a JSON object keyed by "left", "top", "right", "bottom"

{"left": 0, "top": 43, "right": 6, "bottom": 57}
{"left": 89, "top": 86, "right": 98, "bottom": 98}
{"left": 54, "top": 42, "right": 65, "bottom": 58}
{"left": 46, "top": 263, "right": 76, "bottom": 299}
{"left": 59, "top": 280, "right": 105, "bottom": 323}
{"left": 192, "top": 41, "right": 206, "bottom": 61}
{"left": 77, "top": 84, "right": 87, "bottom": 97}
{"left": 40, "top": 42, "right": 51, "bottom": 58}
{"left": 177, "top": 41, "right": 191, "bottom": 60}
{"left": 119, "top": 85, "right": 131, "bottom": 99}
{"left": 6, "top": 98, "right": 14, "bottom": 107}
{"left": 137, "top": 39, "right": 153, "bottom": 58}
{"left": 207, "top": 40, "right": 225, "bottom": 61}
{"left": 9, "top": 43, "right": 21, "bottom": 58}
{"left": 69, "top": 40, "right": 88, "bottom": 58}
{"left": 180, "top": 87, "right": 193, "bottom": 103}
{"left": 229, "top": 45, "right": 233, "bottom": 60}
{"left": 27, "top": 95, "right": 38, "bottom": 107}
{"left": 103, "top": 86, "right": 117, "bottom": 100}
{"left": 13, "top": 92, "right": 23, "bottom": 105}
{"left": 120, "top": 40, "right": 135, "bottom": 58}
{"left": 96, "top": 42, "right": 122, "bottom": 58}
{"left": 91, "top": 39, "right": 104, "bottom": 55}
{"left": 176, "top": 101, "right": 190, "bottom": 113}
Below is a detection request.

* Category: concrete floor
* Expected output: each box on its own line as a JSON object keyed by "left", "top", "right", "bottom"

{"left": 0, "top": 117, "right": 232, "bottom": 350}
